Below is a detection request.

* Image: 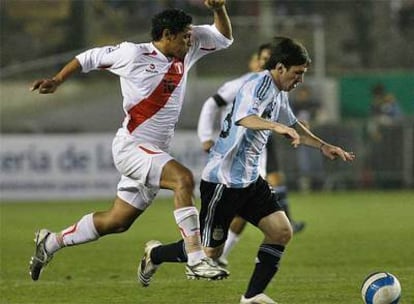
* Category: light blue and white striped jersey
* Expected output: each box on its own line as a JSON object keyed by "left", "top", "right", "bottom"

{"left": 201, "top": 70, "right": 298, "bottom": 188}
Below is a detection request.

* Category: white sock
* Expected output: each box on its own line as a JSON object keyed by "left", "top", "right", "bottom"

{"left": 174, "top": 206, "right": 206, "bottom": 266}
{"left": 220, "top": 229, "right": 241, "bottom": 260}
{"left": 49, "top": 213, "right": 100, "bottom": 251}
{"left": 44, "top": 233, "right": 61, "bottom": 254}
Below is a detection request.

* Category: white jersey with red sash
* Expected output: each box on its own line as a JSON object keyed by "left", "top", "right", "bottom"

{"left": 76, "top": 24, "right": 233, "bottom": 152}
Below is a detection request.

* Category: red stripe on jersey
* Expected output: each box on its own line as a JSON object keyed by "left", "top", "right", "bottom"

{"left": 127, "top": 59, "right": 184, "bottom": 133}
{"left": 138, "top": 145, "right": 163, "bottom": 154}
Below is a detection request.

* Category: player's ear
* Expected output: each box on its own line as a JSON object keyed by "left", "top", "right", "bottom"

{"left": 162, "top": 29, "right": 174, "bottom": 40}
{"left": 275, "top": 62, "right": 285, "bottom": 73}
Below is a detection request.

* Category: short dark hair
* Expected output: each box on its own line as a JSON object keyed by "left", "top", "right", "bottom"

{"left": 151, "top": 9, "right": 193, "bottom": 41}
{"left": 264, "top": 36, "right": 311, "bottom": 70}
{"left": 257, "top": 43, "right": 271, "bottom": 55}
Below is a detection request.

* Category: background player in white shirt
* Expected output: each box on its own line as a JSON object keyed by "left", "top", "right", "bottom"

{"left": 141, "top": 36, "right": 355, "bottom": 304}
{"left": 197, "top": 44, "right": 305, "bottom": 267}
{"left": 29, "top": 1, "right": 233, "bottom": 283}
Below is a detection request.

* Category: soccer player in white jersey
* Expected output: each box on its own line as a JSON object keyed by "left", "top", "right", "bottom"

{"left": 197, "top": 44, "right": 305, "bottom": 267}
{"left": 140, "top": 36, "right": 355, "bottom": 303}
{"left": 28, "top": 1, "right": 233, "bottom": 283}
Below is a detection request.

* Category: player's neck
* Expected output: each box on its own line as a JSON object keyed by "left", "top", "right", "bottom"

{"left": 153, "top": 41, "right": 175, "bottom": 61}
{"left": 270, "top": 70, "right": 283, "bottom": 91}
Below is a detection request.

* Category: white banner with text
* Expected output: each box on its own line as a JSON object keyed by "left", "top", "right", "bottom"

{"left": 0, "top": 132, "right": 207, "bottom": 201}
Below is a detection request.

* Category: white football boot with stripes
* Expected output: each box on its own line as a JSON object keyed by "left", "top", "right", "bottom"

{"left": 185, "top": 257, "right": 229, "bottom": 280}
{"left": 138, "top": 240, "right": 162, "bottom": 287}
{"left": 29, "top": 229, "right": 54, "bottom": 281}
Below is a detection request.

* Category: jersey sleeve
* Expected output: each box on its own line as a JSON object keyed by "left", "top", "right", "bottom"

{"left": 217, "top": 73, "right": 253, "bottom": 104}
{"left": 277, "top": 93, "right": 298, "bottom": 126}
{"left": 197, "top": 97, "right": 221, "bottom": 143}
{"left": 75, "top": 42, "right": 136, "bottom": 77}
{"left": 234, "top": 75, "right": 272, "bottom": 124}
{"left": 185, "top": 24, "right": 233, "bottom": 68}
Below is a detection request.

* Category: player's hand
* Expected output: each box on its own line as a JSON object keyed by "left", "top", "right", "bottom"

{"left": 202, "top": 140, "right": 215, "bottom": 153}
{"left": 30, "top": 78, "right": 60, "bottom": 94}
{"left": 204, "top": 0, "right": 226, "bottom": 10}
{"left": 320, "top": 144, "right": 356, "bottom": 162}
{"left": 273, "top": 124, "right": 300, "bottom": 148}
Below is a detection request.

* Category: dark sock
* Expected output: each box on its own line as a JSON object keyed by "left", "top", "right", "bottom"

{"left": 244, "top": 244, "right": 285, "bottom": 298}
{"left": 150, "top": 240, "right": 187, "bottom": 265}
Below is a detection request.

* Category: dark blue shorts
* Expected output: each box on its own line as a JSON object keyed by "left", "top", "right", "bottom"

{"left": 199, "top": 176, "right": 282, "bottom": 248}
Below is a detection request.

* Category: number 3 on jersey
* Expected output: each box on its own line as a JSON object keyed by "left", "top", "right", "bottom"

{"left": 219, "top": 101, "right": 236, "bottom": 138}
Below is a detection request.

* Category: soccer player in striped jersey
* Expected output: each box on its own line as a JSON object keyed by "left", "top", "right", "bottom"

{"left": 197, "top": 44, "right": 305, "bottom": 267}
{"left": 28, "top": 1, "right": 232, "bottom": 283}
{"left": 141, "top": 37, "right": 355, "bottom": 303}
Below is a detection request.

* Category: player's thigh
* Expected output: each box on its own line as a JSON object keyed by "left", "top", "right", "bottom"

{"left": 199, "top": 181, "right": 244, "bottom": 248}
{"left": 159, "top": 159, "right": 194, "bottom": 190}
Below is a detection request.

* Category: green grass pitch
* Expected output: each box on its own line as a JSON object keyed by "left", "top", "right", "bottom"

{"left": 1, "top": 191, "right": 413, "bottom": 303}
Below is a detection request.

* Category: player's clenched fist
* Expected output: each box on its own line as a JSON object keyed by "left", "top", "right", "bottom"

{"left": 204, "top": 0, "right": 226, "bottom": 10}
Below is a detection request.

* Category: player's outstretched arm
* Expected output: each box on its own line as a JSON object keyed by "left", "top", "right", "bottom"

{"left": 238, "top": 115, "right": 300, "bottom": 148}
{"left": 30, "top": 58, "right": 81, "bottom": 94}
{"left": 205, "top": 0, "right": 232, "bottom": 39}
{"left": 294, "top": 121, "right": 355, "bottom": 162}
{"left": 319, "top": 143, "right": 355, "bottom": 162}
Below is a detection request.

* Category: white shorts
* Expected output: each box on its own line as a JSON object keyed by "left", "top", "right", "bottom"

{"left": 112, "top": 132, "right": 173, "bottom": 210}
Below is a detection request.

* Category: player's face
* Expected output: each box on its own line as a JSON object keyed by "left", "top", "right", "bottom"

{"left": 169, "top": 26, "right": 192, "bottom": 60}
{"left": 258, "top": 49, "right": 271, "bottom": 70}
{"left": 248, "top": 54, "right": 261, "bottom": 72}
{"left": 274, "top": 63, "right": 308, "bottom": 91}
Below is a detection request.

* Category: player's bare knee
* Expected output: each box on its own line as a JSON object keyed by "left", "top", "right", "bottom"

{"left": 278, "top": 224, "right": 293, "bottom": 244}
{"left": 266, "top": 225, "right": 292, "bottom": 245}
